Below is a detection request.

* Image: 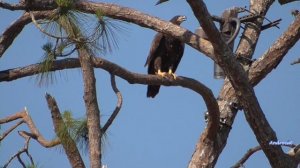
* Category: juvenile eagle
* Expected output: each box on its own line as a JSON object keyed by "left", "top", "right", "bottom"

{"left": 144, "top": 15, "right": 186, "bottom": 98}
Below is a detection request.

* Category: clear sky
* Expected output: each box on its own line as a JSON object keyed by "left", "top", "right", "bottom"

{"left": 1, "top": 0, "right": 300, "bottom": 168}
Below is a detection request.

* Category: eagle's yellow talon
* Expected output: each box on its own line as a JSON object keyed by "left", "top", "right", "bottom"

{"left": 156, "top": 69, "right": 167, "bottom": 77}
{"left": 168, "top": 69, "right": 177, "bottom": 79}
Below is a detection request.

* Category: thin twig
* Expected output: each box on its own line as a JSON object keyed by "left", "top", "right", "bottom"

{"left": 291, "top": 58, "right": 300, "bottom": 65}
{"left": 102, "top": 74, "right": 123, "bottom": 133}
{"left": 3, "top": 135, "right": 33, "bottom": 168}
{"left": 29, "top": 11, "right": 69, "bottom": 40}
{"left": 261, "top": 19, "right": 282, "bottom": 30}
{"left": 0, "top": 120, "right": 24, "bottom": 141}
{"left": 231, "top": 146, "right": 262, "bottom": 168}
{"left": 232, "top": 143, "right": 297, "bottom": 168}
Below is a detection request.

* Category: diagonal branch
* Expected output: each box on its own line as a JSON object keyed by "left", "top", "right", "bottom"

{"left": 0, "top": 11, "right": 54, "bottom": 57}
{"left": 0, "top": 120, "right": 24, "bottom": 141}
{"left": 291, "top": 58, "right": 300, "bottom": 65}
{"left": 232, "top": 142, "right": 298, "bottom": 168}
{"left": 45, "top": 93, "right": 85, "bottom": 168}
{"left": 231, "top": 146, "right": 262, "bottom": 168}
{"left": 186, "top": 0, "right": 296, "bottom": 168}
{"left": 249, "top": 14, "right": 300, "bottom": 85}
{"left": 101, "top": 74, "right": 123, "bottom": 134}
{"left": 0, "top": 1, "right": 57, "bottom": 11}
{"left": 0, "top": 109, "right": 60, "bottom": 147}
{"left": 0, "top": 1, "right": 216, "bottom": 60}
{"left": 75, "top": 1, "right": 215, "bottom": 60}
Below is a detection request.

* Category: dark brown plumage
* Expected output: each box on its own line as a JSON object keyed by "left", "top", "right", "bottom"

{"left": 144, "top": 15, "right": 186, "bottom": 98}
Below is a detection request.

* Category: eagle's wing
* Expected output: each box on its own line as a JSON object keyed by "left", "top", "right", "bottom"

{"left": 144, "top": 33, "right": 165, "bottom": 67}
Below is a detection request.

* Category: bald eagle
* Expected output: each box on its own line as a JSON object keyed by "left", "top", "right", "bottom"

{"left": 144, "top": 15, "right": 186, "bottom": 98}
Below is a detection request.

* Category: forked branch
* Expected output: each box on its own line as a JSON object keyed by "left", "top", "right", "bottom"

{"left": 3, "top": 134, "right": 34, "bottom": 168}
{"left": 232, "top": 143, "right": 298, "bottom": 168}
{"left": 0, "top": 109, "right": 60, "bottom": 147}
{"left": 0, "top": 120, "right": 24, "bottom": 141}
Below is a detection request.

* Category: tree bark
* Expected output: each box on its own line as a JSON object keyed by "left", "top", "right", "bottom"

{"left": 78, "top": 49, "right": 102, "bottom": 168}
{"left": 45, "top": 93, "right": 86, "bottom": 168}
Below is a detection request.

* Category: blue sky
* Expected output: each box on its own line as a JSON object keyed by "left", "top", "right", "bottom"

{"left": 1, "top": 0, "right": 300, "bottom": 168}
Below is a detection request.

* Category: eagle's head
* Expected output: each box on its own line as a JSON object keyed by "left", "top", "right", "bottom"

{"left": 171, "top": 15, "right": 187, "bottom": 25}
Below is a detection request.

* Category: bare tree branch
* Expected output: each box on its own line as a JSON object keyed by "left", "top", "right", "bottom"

{"left": 3, "top": 134, "right": 34, "bottom": 168}
{"left": 0, "top": 57, "right": 220, "bottom": 139}
{"left": 75, "top": 1, "right": 215, "bottom": 60}
{"left": 0, "top": 109, "right": 60, "bottom": 147}
{"left": 278, "top": 0, "right": 300, "bottom": 5}
{"left": 249, "top": 14, "right": 300, "bottom": 85}
{"left": 231, "top": 146, "right": 262, "bottom": 168}
{"left": 45, "top": 93, "right": 86, "bottom": 168}
{"left": 0, "top": 1, "right": 27, "bottom": 10}
{"left": 0, "top": 1, "right": 57, "bottom": 11}
{"left": 291, "top": 58, "right": 300, "bottom": 65}
{"left": 0, "top": 120, "right": 24, "bottom": 141}
{"left": 186, "top": 0, "right": 297, "bottom": 167}
{"left": 0, "top": 11, "right": 53, "bottom": 57}
{"left": 101, "top": 74, "right": 123, "bottom": 134}
{"left": 0, "top": 1, "right": 216, "bottom": 60}
{"left": 233, "top": 143, "right": 298, "bottom": 168}
{"left": 77, "top": 49, "right": 102, "bottom": 168}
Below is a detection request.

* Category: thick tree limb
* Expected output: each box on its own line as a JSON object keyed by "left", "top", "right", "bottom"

{"left": 75, "top": 2, "right": 215, "bottom": 60}
{"left": 101, "top": 74, "right": 123, "bottom": 134}
{"left": 45, "top": 93, "right": 86, "bottom": 168}
{"left": 0, "top": 109, "right": 60, "bottom": 147}
{"left": 0, "top": 1, "right": 57, "bottom": 11}
{"left": 0, "top": 11, "right": 53, "bottom": 57}
{"left": 250, "top": 14, "right": 300, "bottom": 85}
{"left": 187, "top": 0, "right": 297, "bottom": 168}
{"left": 78, "top": 49, "right": 102, "bottom": 168}
{"left": 235, "top": 0, "right": 274, "bottom": 59}
{"left": 0, "top": 1, "right": 216, "bottom": 60}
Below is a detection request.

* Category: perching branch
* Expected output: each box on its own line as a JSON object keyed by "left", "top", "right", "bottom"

{"left": 0, "top": 56, "right": 220, "bottom": 139}
{"left": 0, "top": 120, "right": 24, "bottom": 141}
{"left": 101, "top": 74, "right": 123, "bottom": 134}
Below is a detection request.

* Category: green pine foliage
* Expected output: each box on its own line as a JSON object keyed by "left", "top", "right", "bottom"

{"left": 35, "top": 1, "right": 126, "bottom": 86}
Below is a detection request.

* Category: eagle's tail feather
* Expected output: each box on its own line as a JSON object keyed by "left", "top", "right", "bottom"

{"left": 147, "top": 85, "right": 160, "bottom": 98}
